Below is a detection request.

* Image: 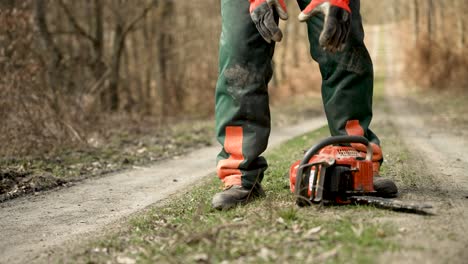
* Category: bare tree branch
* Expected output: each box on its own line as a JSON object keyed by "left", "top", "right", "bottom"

{"left": 58, "top": 0, "right": 97, "bottom": 44}
{"left": 122, "top": 0, "right": 158, "bottom": 38}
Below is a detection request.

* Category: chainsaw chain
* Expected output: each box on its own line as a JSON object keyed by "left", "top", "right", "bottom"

{"left": 350, "top": 196, "right": 433, "bottom": 215}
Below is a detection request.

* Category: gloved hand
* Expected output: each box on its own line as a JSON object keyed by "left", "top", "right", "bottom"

{"left": 298, "top": 0, "right": 351, "bottom": 52}
{"left": 250, "top": 0, "right": 288, "bottom": 43}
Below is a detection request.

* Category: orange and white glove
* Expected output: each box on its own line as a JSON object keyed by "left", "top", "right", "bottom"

{"left": 250, "top": 0, "right": 288, "bottom": 43}
{"left": 299, "top": 0, "right": 351, "bottom": 52}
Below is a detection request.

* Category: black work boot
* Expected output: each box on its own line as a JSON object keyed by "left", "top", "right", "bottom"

{"left": 373, "top": 177, "right": 398, "bottom": 198}
{"left": 211, "top": 184, "right": 265, "bottom": 210}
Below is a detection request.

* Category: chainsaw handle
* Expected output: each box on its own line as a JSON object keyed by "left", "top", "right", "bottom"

{"left": 299, "top": 136, "right": 373, "bottom": 166}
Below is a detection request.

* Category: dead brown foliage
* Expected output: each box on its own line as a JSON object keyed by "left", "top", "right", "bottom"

{"left": 404, "top": 37, "right": 468, "bottom": 91}
{"left": 0, "top": 0, "right": 321, "bottom": 158}
{"left": 0, "top": 5, "right": 82, "bottom": 156}
{"left": 0, "top": 1, "right": 221, "bottom": 157}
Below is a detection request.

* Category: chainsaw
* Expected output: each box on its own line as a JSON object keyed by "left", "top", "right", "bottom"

{"left": 289, "top": 136, "right": 432, "bottom": 214}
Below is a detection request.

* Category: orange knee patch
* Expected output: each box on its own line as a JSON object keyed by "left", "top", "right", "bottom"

{"left": 351, "top": 142, "right": 383, "bottom": 162}
{"left": 217, "top": 126, "right": 244, "bottom": 187}
{"left": 345, "top": 120, "right": 364, "bottom": 137}
{"left": 345, "top": 120, "right": 383, "bottom": 162}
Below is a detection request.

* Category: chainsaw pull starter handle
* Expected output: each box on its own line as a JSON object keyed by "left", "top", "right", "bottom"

{"left": 299, "top": 135, "right": 373, "bottom": 166}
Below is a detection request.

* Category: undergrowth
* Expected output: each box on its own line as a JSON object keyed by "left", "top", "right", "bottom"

{"left": 403, "top": 37, "right": 468, "bottom": 91}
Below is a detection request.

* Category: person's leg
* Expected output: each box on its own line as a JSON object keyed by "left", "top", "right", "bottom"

{"left": 213, "top": 0, "right": 276, "bottom": 209}
{"left": 297, "top": 0, "right": 381, "bottom": 168}
{"left": 297, "top": 0, "right": 397, "bottom": 196}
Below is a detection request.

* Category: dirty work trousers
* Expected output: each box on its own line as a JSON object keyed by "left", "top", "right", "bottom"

{"left": 215, "top": 0, "right": 382, "bottom": 189}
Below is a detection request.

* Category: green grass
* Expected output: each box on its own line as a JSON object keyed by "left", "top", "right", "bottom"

{"left": 71, "top": 126, "right": 397, "bottom": 264}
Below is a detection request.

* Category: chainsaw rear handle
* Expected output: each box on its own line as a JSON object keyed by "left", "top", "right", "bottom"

{"left": 299, "top": 136, "right": 373, "bottom": 167}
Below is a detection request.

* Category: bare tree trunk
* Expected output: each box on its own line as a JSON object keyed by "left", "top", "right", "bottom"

{"left": 391, "top": 0, "right": 399, "bottom": 22}
{"left": 143, "top": 14, "right": 153, "bottom": 115}
{"left": 92, "top": 0, "right": 105, "bottom": 78}
{"left": 92, "top": 0, "right": 109, "bottom": 111}
{"left": 108, "top": 19, "right": 124, "bottom": 111}
{"left": 105, "top": 1, "right": 156, "bottom": 112}
{"left": 456, "top": 0, "right": 466, "bottom": 51}
{"left": 426, "top": 0, "right": 434, "bottom": 87}
{"left": 279, "top": 21, "right": 291, "bottom": 84}
{"left": 166, "top": 2, "right": 184, "bottom": 111}
{"left": 156, "top": 29, "right": 169, "bottom": 118}
{"left": 427, "top": 0, "right": 434, "bottom": 45}
{"left": 155, "top": 2, "right": 176, "bottom": 118}
{"left": 34, "top": 0, "right": 62, "bottom": 82}
{"left": 33, "top": 0, "right": 63, "bottom": 113}
{"left": 411, "top": 0, "right": 420, "bottom": 45}
{"left": 434, "top": 0, "right": 443, "bottom": 43}
{"left": 122, "top": 45, "right": 136, "bottom": 112}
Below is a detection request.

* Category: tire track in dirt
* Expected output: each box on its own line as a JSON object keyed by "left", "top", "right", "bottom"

{"left": 377, "top": 24, "right": 468, "bottom": 263}
{"left": 0, "top": 118, "right": 326, "bottom": 264}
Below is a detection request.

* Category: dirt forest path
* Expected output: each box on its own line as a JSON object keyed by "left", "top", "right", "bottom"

{"left": 370, "top": 25, "right": 468, "bottom": 263}
{"left": 0, "top": 118, "right": 326, "bottom": 264}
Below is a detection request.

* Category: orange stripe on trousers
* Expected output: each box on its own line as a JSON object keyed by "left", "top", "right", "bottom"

{"left": 217, "top": 126, "right": 244, "bottom": 187}
{"left": 345, "top": 120, "right": 383, "bottom": 163}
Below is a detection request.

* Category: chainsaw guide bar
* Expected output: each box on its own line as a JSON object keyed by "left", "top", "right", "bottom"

{"left": 349, "top": 196, "right": 433, "bottom": 215}
{"left": 290, "top": 136, "right": 434, "bottom": 215}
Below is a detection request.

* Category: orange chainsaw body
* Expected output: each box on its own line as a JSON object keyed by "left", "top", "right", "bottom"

{"left": 290, "top": 136, "right": 433, "bottom": 214}
{"left": 290, "top": 145, "right": 375, "bottom": 204}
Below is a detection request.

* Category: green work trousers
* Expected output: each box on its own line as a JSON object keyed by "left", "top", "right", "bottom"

{"left": 215, "top": 0, "right": 382, "bottom": 189}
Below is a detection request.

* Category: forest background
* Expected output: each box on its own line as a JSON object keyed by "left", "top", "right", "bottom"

{"left": 1, "top": 0, "right": 466, "bottom": 157}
